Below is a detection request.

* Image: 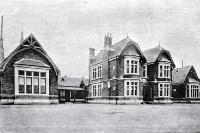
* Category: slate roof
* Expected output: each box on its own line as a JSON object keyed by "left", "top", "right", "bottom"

{"left": 90, "top": 37, "right": 146, "bottom": 65}
{"left": 172, "top": 65, "right": 193, "bottom": 84}
{"left": 143, "top": 45, "right": 175, "bottom": 67}
{"left": 15, "top": 59, "right": 50, "bottom": 68}
{"left": 58, "top": 76, "right": 89, "bottom": 87}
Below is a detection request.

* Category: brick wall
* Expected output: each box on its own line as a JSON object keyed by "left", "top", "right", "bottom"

{"left": 0, "top": 48, "right": 58, "bottom": 98}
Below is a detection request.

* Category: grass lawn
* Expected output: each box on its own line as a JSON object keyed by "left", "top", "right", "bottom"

{"left": 0, "top": 103, "right": 200, "bottom": 133}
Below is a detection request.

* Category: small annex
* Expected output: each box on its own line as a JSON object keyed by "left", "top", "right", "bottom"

{"left": 0, "top": 33, "right": 60, "bottom": 104}
{"left": 172, "top": 65, "right": 200, "bottom": 103}
{"left": 58, "top": 76, "right": 88, "bottom": 103}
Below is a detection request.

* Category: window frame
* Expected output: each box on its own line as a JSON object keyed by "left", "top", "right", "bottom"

{"left": 143, "top": 65, "right": 147, "bottom": 78}
{"left": 186, "top": 84, "right": 199, "bottom": 98}
{"left": 92, "top": 83, "right": 103, "bottom": 97}
{"left": 158, "top": 63, "right": 171, "bottom": 78}
{"left": 158, "top": 83, "right": 170, "bottom": 97}
{"left": 124, "top": 57, "right": 139, "bottom": 75}
{"left": 124, "top": 80, "right": 139, "bottom": 97}
{"left": 90, "top": 64, "right": 103, "bottom": 80}
{"left": 14, "top": 66, "right": 50, "bottom": 96}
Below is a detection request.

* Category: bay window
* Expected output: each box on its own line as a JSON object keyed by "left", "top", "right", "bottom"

{"left": 92, "top": 83, "right": 103, "bottom": 97}
{"left": 124, "top": 57, "right": 139, "bottom": 75}
{"left": 15, "top": 67, "right": 49, "bottom": 95}
{"left": 186, "top": 84, "right": 199, "bottom": 98}
{"left": 91, "top": 65, "right": 102, "bottom": 80}
{"left": 159, "top": 83, "right": 170, "bottom": 97}
{"left": 158, "top": 63, "right": 170, "bottom": 78}
{"left": 124, "top": 80, "right": 139, "bottom": 96}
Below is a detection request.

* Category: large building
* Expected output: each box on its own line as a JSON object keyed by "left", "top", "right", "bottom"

{"left": 88, "top": 33, "right": 146, "bottom": 104}
{"left": 0, "top": 17, "right": 60, "bottom": 104}
{"left": 88, "top": 33, "right": 176, "bottom": 104}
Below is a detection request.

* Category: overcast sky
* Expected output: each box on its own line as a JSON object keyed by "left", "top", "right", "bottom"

{"left": 1, "top": 0, "right": 200, "bottom": 78}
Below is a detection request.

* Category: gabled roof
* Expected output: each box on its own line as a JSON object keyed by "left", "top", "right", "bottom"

{"left": 58, "top": 76, "right": 89, "bottom": 87}
{"left": 109, "top": 37, "right": 145, "bottom": 59}
{"left": 0, "top": 34, "right": 60, "bottom": 75}
{"left": 15, "top": 58, "right": 50, "bottom": 68}
{"left": 143, "top": 45, "right": 175, "bottom": 67}
{"left": 90, "top": 50, "right": 105, "bottom": 66}
{"left": 90, "top": 37, "right": 146, "bottom": 65}
{"left": 172, "top": 65, "right": 197, "bottom": 84}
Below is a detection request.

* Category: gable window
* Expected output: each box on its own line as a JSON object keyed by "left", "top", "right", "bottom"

{"left": 158, "top": 83, "right": 170, "bottom": 97}
{"left": 92, "top": 83, "right": 103, "bottom": 97}
{"left": 91, "top": 65, "right": 102, "bottom": 80}
{"left": 124, "top": 57, "right": 139, "bottom": 75}
{"left": 158, "top": 63, "right": 170, "bottom": 78}
{"left": 143, "top": 65, "right": 147, "bottom": 78}
{"left": 124, "top": 80, "right": 139, "bottom": 96}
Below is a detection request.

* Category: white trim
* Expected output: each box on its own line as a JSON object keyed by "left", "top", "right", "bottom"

{"left": 158, "top": 63, "right": 171, "bottom": 78}
{"left": 143, "top": 65, "right": 147, "bottom": 78}
{"left": 15, "top": 66, "right": 49, "bottom": 96}
{"left": 124, "top": 57, "right": 139, "bottom": 75}
{"left": 186, "top": 83, "right": 199, "bottom": 98}
{"left": 91, "top": 82, "right": 103, "bottom": 97}
{"left": 158, "top": 83, "right": 170, "bottom": 97}
{"left": 124, "top": 80, "right": 139, "bottom": 97}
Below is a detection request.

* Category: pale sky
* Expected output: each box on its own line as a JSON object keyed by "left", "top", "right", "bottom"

{"left": 1, "top": 0, "right": 200, "bottom": 78}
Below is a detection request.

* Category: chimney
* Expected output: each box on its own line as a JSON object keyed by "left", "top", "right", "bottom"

{"left": 0, "top": 16, "right": 4, "bottom": 64}
{"left": 104, "top": 33, "right": 112, "bottom": 50}
{"left": 20, "top": 29, "right": 24, "bottom": 44}
{"left": 89, "top": 48, "right": 95, "bottom": 61}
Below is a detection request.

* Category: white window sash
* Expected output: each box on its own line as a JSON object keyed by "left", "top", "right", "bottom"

{"left": 124, "top": 57, "right": 139, "bottom": 75}
{"left": 158, "top": 63, "right": 171, "bottom": 78}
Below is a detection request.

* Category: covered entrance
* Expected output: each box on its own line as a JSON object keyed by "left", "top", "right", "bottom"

{"left": 58, "top": 86, "right": 87, "bottom": 103}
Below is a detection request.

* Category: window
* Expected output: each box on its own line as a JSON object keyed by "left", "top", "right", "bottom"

{"left": 187, "top": 84, "right": 199, "bottom": 98}
{"left": 17, "top": 70, "right": 48, "bottom": 95}
{"left": 92, "top": 83, "right": 103, "bottom": 97}
{"left": 91, "top": 65, "right": 102, "bottom": 80}
{"left": 159, "top": 83, "right": 170, "bottom": 97}
{"left": 158, "top": 64, "right": 170, "bottom": 78}
{"left": 143, "top": 65, "right": 147, "bottom": 78}
{"left": 124, "top": 58, "right": 139, "bottom": 74}
{"left": 125, "top": 80, "right": 139, "bottom": 96}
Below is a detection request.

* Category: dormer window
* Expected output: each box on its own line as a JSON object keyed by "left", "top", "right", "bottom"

{"left": 124, "top": 57, "right": 139, "bottom": 75}
{"left": 158, "top": 63, "right": 170, "bottom": 78}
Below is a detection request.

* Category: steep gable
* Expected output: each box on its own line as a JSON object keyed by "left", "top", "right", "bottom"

{"left": 143, "top": 45, "right": 175, "bottom": 67}
{"left": 0, "top": 34, "right": 60, "bottom": 75}
{"left": 172, "top": 65, "right": 198, "bottom": 84}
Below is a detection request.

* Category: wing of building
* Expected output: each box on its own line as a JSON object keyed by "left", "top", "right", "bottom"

{"left": 172, "top": 65, "right": 200, "bottom": 103}
{"left": 0, "top": 33, "right": 60, "bottom": 104}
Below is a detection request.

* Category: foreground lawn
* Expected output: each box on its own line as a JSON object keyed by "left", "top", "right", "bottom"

{"left": 0, "top": 104, "right": 200, "bottom": 133}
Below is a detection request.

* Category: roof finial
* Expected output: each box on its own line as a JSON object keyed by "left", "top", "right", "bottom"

{"left": 159, "top": 42, "right": 161, "bottom": 46}
{"left": 182, "top": 60, "right": 183, "bottom": 67}
{"left": 0, "top": 16, "right": 3, "bottom": 39}
{"left": 20, "top": 29, "right": 24, "bottom": 44}
{"left": 126, "top": 33, "right": 129, "bottom": 38}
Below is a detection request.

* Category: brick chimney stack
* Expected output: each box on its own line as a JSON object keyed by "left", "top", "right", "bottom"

{"left": 104, "top": 33, "right": 112, "bottom": 51}
{"left": 89, "top": 48, "right": 95, "bottom": 62}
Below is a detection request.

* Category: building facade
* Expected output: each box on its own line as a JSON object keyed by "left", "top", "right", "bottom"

{"left": 172, "top": 65, "right": 200, "bottom": 103}
{"left": 0, "top": 33, "right": 60, "bottom": 104}
{"left": 143, "top": 46, "right": 175, "bottom": 103}
{"left": 88, "top": 34, "right": 146, "bottom": 104}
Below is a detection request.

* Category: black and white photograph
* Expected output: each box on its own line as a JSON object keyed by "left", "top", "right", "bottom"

{"left": 0, "top": 0, "right": 200, "bottom": 132}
